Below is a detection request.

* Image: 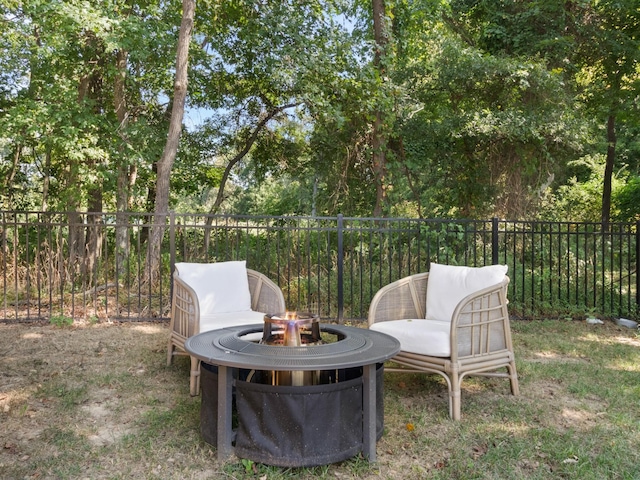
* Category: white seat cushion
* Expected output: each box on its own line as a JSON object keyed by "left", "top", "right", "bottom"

{"left": 370, "top": 319, "right": 451, "bottom": 357}
{"left": 175, "top": 261, "right": 252, "bottom": 315}
{"left": 199, "top": 311, "right": 266, "bottom": 332}
{"left": 426, "top": 263, "right": 508, "bottom": 322}
{"left": 200, "top": 311, "right": 266, "bottom": 342}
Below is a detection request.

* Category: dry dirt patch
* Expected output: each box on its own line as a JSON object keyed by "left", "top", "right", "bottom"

{"left": 0, "top": 322, "right": 182, "bottom": 475}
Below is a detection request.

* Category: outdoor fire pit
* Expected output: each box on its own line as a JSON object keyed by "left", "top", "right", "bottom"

{"left": 184, "top": 315, "right": 400, "bottom": 467}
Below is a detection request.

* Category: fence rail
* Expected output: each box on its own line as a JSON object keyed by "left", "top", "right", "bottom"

{"left": 1, "top": 211, "right": 638, "bottom": 323}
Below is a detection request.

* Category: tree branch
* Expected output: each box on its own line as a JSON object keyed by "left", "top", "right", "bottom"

{"left": 209, "top": 102, "right": 301, "bottom": 213}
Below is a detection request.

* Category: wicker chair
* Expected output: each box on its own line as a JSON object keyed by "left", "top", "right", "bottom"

{"left": 368, "top": 264, "right": 519, "bottom": 420}
{"left": 167, "top": 261, "right": 286, "bottom": 395}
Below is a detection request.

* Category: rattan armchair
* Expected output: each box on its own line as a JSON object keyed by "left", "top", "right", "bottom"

{"left": 167, "top": 262, "right": 286, "bottom": 395}
{"left": 368, "top": 265, "right": 519, "bottom": 420}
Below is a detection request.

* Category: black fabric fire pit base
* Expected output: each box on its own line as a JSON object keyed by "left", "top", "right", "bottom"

{"left": 200, "top": 363, "right": 384, "bottom": 467}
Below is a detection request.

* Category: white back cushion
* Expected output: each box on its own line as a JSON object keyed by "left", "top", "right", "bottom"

{"left": 426, "top": 263, "right": 508, "bottom": 322}
{"left": 175, "top": 261, "right": 252, "bottom": 314}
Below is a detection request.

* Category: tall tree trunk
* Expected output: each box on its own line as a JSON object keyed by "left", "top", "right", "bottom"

{"left": 67, "top": 72, "right": 91, "bottom": 282}
{"left": 84, "top": 189, "right": 103, "bottom": 288}
{"left": 371, "top": 0, "right": 389, "bottom": 217}
{"left": 115, "top": 48, "right": 130, "bottom": 275}
{"left": 146, "top": 0, "right": 194, "bottom": 284}
{"left": 0, "top": 145, "right": 21, "bottom": 210}
{"left": 81, "top": 47, "right": 106, "bottom": 287}
{"left": 601, "top": 113, "right": 616, "bottom": 232}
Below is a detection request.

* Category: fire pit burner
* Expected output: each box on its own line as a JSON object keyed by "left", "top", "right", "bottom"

{"left": 262, "top": 311, "right": 321, "bottom": 346}
{"left": 258, "top": 312, "right": 322, "bottom": 386}
{"left": 185, "top": 323, "right": 400, "bottom": 466}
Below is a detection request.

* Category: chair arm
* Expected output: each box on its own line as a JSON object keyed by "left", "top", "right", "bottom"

{"left": 450, "top": 276, "right": 512, "bottom": 359}
{"left": 171, "top": 273, "right": 201, "bottom": 339}
{"left": 368, "top": 272, "right": 430, "bottom": 326}
{"left": 247, "top": 269, "right": 286, "bottom": 314}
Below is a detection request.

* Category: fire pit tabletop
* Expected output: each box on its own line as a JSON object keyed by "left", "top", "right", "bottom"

{"left": 184, "top": 323, "right": 400, "bottom": 371}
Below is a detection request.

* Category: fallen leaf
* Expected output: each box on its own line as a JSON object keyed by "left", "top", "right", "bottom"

{"left": 518, "top": 459, "right": 540, "bottom": 470}
{"left": 4, "top": 442, "right": 18, "bottom": 454}
{"left": 434, "top": 460, "right": 447, "bottom": 469}
{"left": 472, "top": 444, "right": 488, "bottom": 459}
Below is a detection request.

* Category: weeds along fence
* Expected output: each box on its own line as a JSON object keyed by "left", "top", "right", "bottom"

{"left": 1, "top": 211, "right": 638, "bottom": 323}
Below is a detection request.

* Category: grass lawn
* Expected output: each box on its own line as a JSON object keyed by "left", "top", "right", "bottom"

{"left": 0, "top": 318, "right": 638, "bottom": 479}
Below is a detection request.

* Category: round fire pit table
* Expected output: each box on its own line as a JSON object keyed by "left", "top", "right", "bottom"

{"left": 184, "top": 323, "right": 400, "bottom": 464}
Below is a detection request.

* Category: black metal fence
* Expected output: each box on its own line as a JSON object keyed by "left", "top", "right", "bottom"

{"left": 1, "top": 211, "right": 638, "bottom": 323}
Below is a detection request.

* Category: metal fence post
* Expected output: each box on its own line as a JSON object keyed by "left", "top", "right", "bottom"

{"left": 492, "top": 217, "right": 499, "bottom": 265}
{"left": 169, "top": 212, "right": 176, "bottom": 303}
{"left": 636, "top": 220, "right": 639, "bottom": 310}
{"left": 337, "top": 214, "right": 344, "bottom": 323}
{"left": 170, "top": 211, "right": 176, "bottom": 272}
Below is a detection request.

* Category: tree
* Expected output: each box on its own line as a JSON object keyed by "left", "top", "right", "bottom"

{"left": 146, "top": 0, "right": 194, "bottom": 282}
{"left": 209, "top": 102, "right": 301, "bottom": 215}
{"left": 181, "top": 0, "right": 365, "bottom": 216}
{"left": 445, "top": 0, "right": 640, "bottom": 224}
{"left": 572, "top": 0, "right": 640, "bottom": 229}
{"left": 1, "top": 1, "right": 189, "bottom": 287}
{"left": 3, "top": 0, "right": 638, "bottom": 228}
{"left": 378, "top": 1, "right": 585, "bottom": 219}
{"left": 371, "top": 0, "right": 390, "bottom": 217}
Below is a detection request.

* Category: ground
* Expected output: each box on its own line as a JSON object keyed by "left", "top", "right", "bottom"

{"left": 1, "top": 322, "right": 186, "bottom": 478}
{"left": 1, "top": 319, "right": 639, "bottom": 479}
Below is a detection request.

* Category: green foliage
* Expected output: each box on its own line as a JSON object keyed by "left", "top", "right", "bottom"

{"left": 396, "top": 34, "right": 584, "bottom": 218}
{"left": 229, "top": 176, "right": 313, "bottom": 216}
{"left": 546, "top": 154, "right": 630, "bottom": 223}
{"left": 50, "top": 315, "right": 74, "bottom": 327}
{"left": 612, "top": 176, "right": 640, "bottom": 222}
{"left": 545, "top": 155, "right": 606, "bottom": 222}
{"left": 0, "top": 0, "right": 177, "bottom": 211}
{"left": 1, "top": 0, "right": 639, "bottom": 223}
{"left": 449, "top": 0, "right": 579, "bottom": 64}
{"left": 241, "top": 458, "right": 255, "bottom": 474}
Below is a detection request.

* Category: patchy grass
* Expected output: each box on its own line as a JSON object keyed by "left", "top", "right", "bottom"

{"left": 0, "top": 319, "right": 639, "bottom": 479}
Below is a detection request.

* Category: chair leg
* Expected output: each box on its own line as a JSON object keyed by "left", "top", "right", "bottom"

{"left": 508, "top": 361, "right": 520, "bottom": 396}
{"left": 450, "top": 373, "right": 462, "bottom": 421}
{"left": 166, "top": 339, "right": 175, "bottom": 366}
{"left": 190, "top": 356, "right": 201, "bottom": 396}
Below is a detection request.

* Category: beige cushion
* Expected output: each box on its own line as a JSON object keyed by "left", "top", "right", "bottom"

{"left": 426, "top": 263, "right": 508, "bottom": 322}
{"left": 199, "top": 310, "right": 265, "bottom": 332}
{"left": 370, "top": 319, "right": 451, "bottom": 357}
{"left": 175, "top": 261, "right": 252, "bottom": 315}
{"left": 200, "top": 311, "right": 265, "bottom": 341}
